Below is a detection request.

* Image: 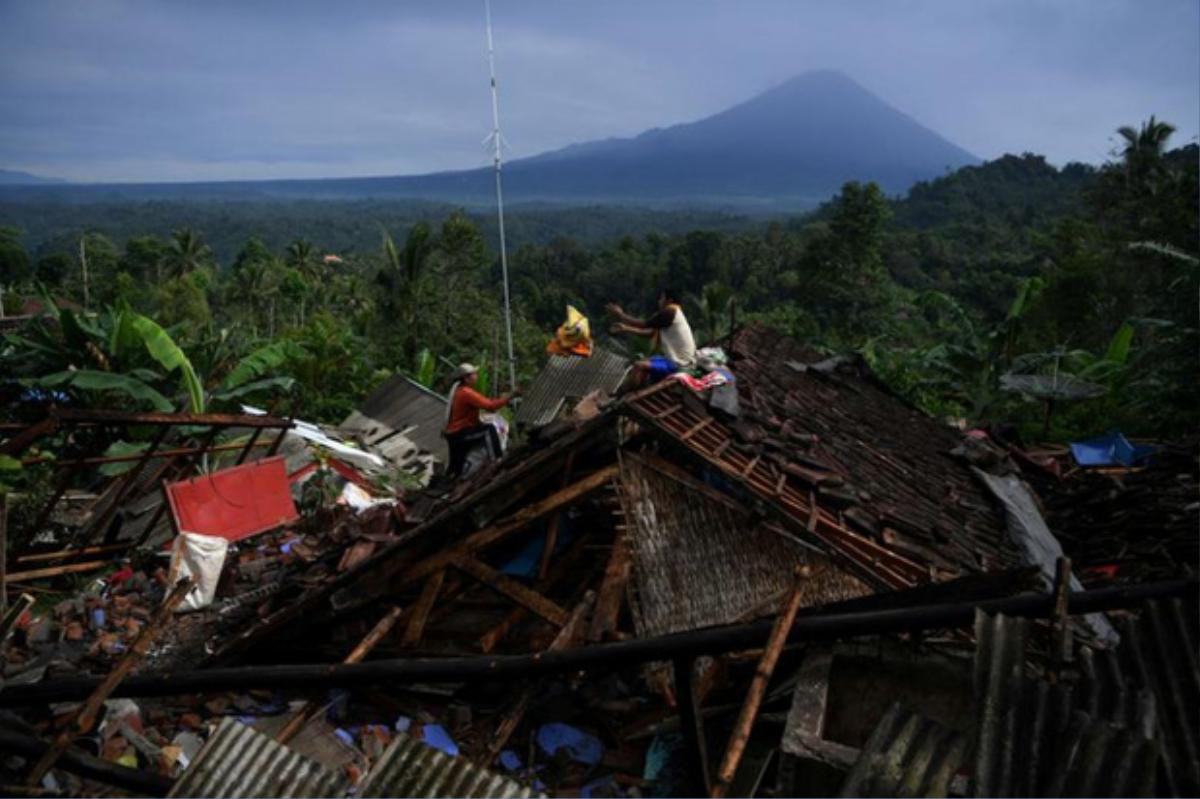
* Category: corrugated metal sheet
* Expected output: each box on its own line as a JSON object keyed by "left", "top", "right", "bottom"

{"left": 1117, "top": 598, "right": 1200, "bottom": 795}
{"left": 970, "top": 609, "right": 1162, "bottom": 797}
{"left": 342, "top": 373, "right": 449, "bottom": 463}
{"left": 357, "top": 733, "right": 539, "bottom": 798}
{"left": 838, "top": 603, "right": 1188, "bottom": 797}
{"left": 838, "top": 702, "right": 967, "bottom": 798}
{"left": 168, "top": 717, "right": 348, "bottom": 798}
{"left": 514, "top": 348, "right": 630, "bottom": 429}
{"left": 619, "top": 455, "right": 867, "bottom": 637}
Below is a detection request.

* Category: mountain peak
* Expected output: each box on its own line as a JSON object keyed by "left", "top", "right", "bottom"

{"left": 0, "top": 69, "right": 979, "bottom": 208}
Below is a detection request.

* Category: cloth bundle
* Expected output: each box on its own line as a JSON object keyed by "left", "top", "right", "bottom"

{"left": 546, "top": 305, "right": 593, "bottom": 357}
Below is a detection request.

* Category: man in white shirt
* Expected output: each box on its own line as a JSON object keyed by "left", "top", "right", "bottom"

{"left": 607, "top": 288, "right": 697, "bottom": 382}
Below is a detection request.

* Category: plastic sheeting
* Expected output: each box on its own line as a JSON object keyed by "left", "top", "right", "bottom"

{"left": 535, "top": 723, "right": 604, "bottom": 765}
{"left": 1069, "top": 430, "right": 1156, "bottom": 467}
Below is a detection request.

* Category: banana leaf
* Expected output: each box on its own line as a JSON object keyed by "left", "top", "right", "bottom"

{"left": 211, "top": 376, "right": 296, "bottom": 402}
{"left": 129, "top": 313, "right": 205, "bottom": 413}
{"left": 221, "top": 340, "right": 305, "bottom": 390}
{"left": 32, "top": 369, "right": 174, "bottom": 411}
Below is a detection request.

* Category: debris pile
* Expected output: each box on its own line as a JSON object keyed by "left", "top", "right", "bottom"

{"left": 1, "top": 324, "right": 1196, "bottom": 797}
{"left": 1025, "top": 438, "right": 1199, "bottom": 587}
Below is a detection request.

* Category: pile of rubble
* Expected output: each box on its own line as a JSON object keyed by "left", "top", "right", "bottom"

{"left": 0, "top": 325, "right": 1196, "bottom": 798}
{"left": 1021, "top": 439, "right": 1199, "bottom": 587}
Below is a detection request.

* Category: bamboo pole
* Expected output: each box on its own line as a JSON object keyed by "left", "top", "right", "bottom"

{"left": 276, "top": 605, "right": 404, "bottom": 744}
{"left": 710, "top": 567, "right": 809, "bottom": 797}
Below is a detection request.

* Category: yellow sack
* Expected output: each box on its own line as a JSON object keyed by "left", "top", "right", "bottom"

{"left": 546, "top": 305, "right": 593, "bottom": 357}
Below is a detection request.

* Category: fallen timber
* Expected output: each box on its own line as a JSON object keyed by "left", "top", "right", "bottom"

{"left": 2, "top": 576, "right": 1192, "bottom": 707}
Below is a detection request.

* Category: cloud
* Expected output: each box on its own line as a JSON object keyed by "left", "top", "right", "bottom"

{"left": 0, "top": 0, "right": 1195, "bottom": 181}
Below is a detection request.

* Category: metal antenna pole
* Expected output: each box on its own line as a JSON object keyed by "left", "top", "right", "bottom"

{"left": 485, "top": 0, "right": 517, "bottom": 392}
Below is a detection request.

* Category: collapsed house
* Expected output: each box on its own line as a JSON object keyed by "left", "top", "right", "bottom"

{"left": 0, "top": 323, "right": 1195, "bottom": 797}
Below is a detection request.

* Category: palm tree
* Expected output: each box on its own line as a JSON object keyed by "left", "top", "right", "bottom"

{"left": 686, "top": 281, "right": 735, "bottom": 343}
{"left": 1116, "top": 116, "right": 1176, "bottom": 182}
{"left": 163, "top": 227, "right": 213, "bottom": 280}
{"left": 379, "top": 223, "right": 433, "bottom": 365}
{"left": 285, "top": 239, "right": 322, "bottom": 323}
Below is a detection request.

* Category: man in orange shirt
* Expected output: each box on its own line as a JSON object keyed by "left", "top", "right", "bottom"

{"left": 443, "top": 363, "right": 516, "bottom": 479}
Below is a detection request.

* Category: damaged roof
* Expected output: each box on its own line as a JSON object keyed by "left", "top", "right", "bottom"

{"left": 342, "top": 373, "right": 449, "bottom": 463}
{"left": 514, "top": 347, "right": 631, "bottom": 429}
{"left": 625, "top": 323, "right": 1024, "bottom": 591}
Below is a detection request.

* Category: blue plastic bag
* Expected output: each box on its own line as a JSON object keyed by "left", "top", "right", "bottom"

{"left": 536, "top": 722, "right": 604, "bottom": 765}
{"left": 422, "top": 723, "right": 460, "bottom": 757}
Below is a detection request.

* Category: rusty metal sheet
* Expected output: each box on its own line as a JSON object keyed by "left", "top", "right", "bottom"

{"left": 357, "top": 733, "right": 539, "bottom": 798}
{"left": 168, "top": 717, "right": 348, "bottom": 798}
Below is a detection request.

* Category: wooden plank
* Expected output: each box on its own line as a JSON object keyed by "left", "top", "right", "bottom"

{"left": 680, "top": 417, "right": 715, "bottom": 441}
{"left": 477, "top": 593, "right": 594, "bottom": 767}
{"left": 675, "top": 655, "right": 712, "bottom": 795}
{"left": 7, "top": 560, "right": 109, "bottom": 583}
{"left": 395, "top": 464, "right": 618, "bottom": 590}
{"left": 1049, "top": 557, "right": 1073, "bottom": 680}
{"left": 538, "top": 451, "right": 575, "bottom": 580}
{"left": 711, "top": 568, "right": 808, "bottom": 797}
{"left": 450, "top": 555, "right": 570, "bottom": 626}
{"left": 479, "top": 534, "right": 593, "bottom": 653}
{"left": 1, "top": 593, "right": 35, "bottom": 642}
{"left": 652, "top": 403, "right": 683, "bottom": 420}
{"left": 588, "top": 519, "right": 633, "bottom": 643}
{"left": 15, "top": 544, "right": 133, "bottom": 565}
{"left": 0, "top": 417, "right": 58, "bottom": 457}
{"left": 277, "top": 605, "right": 404, "bottom": 744}
{"left": 25, "top": 578, "right": 192, "bottom": 786}
{"left": 401, "top": 571, "right": 445, "bottom": 648}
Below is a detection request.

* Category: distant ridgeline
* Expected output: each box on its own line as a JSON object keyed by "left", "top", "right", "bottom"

{"left": 0, "top": 70, "right": 976, "bottom": 209}
{"left": 0, "top": 149, "right": 1143, "bottom": 264}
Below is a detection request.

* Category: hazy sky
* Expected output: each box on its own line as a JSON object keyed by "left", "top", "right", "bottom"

{"left": 1, "top": 0, "right": 1196, "bottom": 183}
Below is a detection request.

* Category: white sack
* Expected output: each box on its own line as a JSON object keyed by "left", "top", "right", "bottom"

{"left": 167, "top": 531, "right": 229, "bottom": 612}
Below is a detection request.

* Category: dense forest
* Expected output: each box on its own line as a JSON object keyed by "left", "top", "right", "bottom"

{"left": 1, "top": 120, "right": 1196, "bottom": 456}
